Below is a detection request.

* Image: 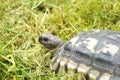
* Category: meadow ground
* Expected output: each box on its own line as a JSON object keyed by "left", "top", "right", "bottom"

{"left": 0, "top": 0, "right": 120, "bottom": 80}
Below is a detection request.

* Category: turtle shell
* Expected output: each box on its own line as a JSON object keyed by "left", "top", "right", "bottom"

{"left": 52, "top": 30, "right": 120, "bottom": 80}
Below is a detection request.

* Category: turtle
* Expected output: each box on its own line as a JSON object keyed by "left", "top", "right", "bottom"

{"left": 39, "top": 30, "right": 120, "bottom": 80}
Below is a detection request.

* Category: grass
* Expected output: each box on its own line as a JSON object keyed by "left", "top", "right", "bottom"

{"left": 0, "top": 0, "right": 120, "bottom": 80}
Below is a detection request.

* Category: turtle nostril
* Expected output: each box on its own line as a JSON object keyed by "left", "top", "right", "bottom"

{"left": 43, "top": 37, "right": 49, "bottom": 41}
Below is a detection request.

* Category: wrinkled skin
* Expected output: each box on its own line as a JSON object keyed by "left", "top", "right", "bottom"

{"left": 39, "top": 33, "right": 64, "bottom": 50}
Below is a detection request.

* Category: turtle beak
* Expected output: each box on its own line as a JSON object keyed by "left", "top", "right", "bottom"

{"left": 39, "top": 35, "right": 43, "bottom": 44}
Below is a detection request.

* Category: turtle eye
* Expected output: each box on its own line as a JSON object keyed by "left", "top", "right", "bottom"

{"left": 43, "top": 37, "right": 49, "bottom": 41}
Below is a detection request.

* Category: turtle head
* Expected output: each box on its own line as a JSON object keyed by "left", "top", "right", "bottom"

{"left": 39, "top": 33, "right": 64, "bottom": 50}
